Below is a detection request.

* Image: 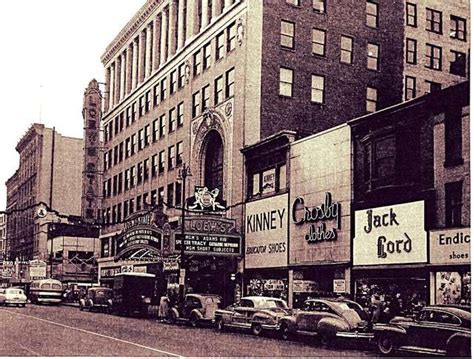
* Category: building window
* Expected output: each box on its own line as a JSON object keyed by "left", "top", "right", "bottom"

{"left": 450, "top": 16, "right": 466, "bottom": 41}
{"left": 153, "top": 84, "right": 160, "bottom": 106}
{"left": 177, "top": 102, "right": 184, "bottom": 127}
{"left": 169, "top": 108, "right": 176, "bottom": 133}
{"left": 170, "top": 70, "right": 177, "bottom": 94}
{"left": 445, "top": 181, "right": 463, "bottom": 227}
{"left": 159, "top": 150, "right": 165, "bottom": 174}
{"left": 131, "top": 103, "right": 136, "bottom": 123}
{"left": 137, "top": 162, "right": 143, "bottom": 184}
{"left": 124, "top": 169, "right": 130, "bottom": 191}
{"left": 130, "top": 166, "right": 136, "bottom": 188}
{"left": 313, "top": 0, "right": 326, "bottom": 13}
{"left": 168, "top": 145, "right": 175, "bottom": 170}
{"left": 311, "top": 75, "right": 325, "bottom": 104}
{"left": 225, "top": 68, "right": 235, "bottom": 98}
{"left": 215, "top": 75, "right": 224, "bottom": 105}
{"left": 158, "top": 187, "right": 165, "bottom": 205}
{"left": 159, "top": 114, "right": 166, "bottom": 138}
{"left": 227, "top": 22, "right": 236, "bottom": 52}
{"left": 143, "top": 159, "right": 149, "bottom": 182}
{"left": 366, "top": 1, "right": 378, "bottom": 28}
{"left": 406, "top": 3, "right": 417, "bottom": 27}
{"left": 193, "top": 50, "right": 202, "bottom": 76}
{"left": 279, "top": 67, "right": 293, "bottom": 97}
{"left": 167, "top": 183, "right": 174, "bottom": 206}
{"left": 405, "top": 76, "right": 416, "bottom": 100}
{"left": 445, "top": 108, "right": 463, "bottom": 166}
{"left": 367, "top": 43, "right": 380, "bottom": 70}
{"left": 312, "top": 29, "right": 326, "bottom": 56}
{"left": 216, "top": 32, "right": 225, "bottom": 60}
{"left": 426, "top": 8, "right": 442, "bottom": 34}
{"left": 144, "top": 125, "right": 150, "bottom": 147}
{"left": 136, "top": 195, "right": 142, "bottom": 211}
{"left": 152, "top": 119, "right": 159, "bottom": 142}
{"left": 131, "top": 134, "right": 136, "bottom": 155}
{"left": 178, "top": 63, "right": 186, "bottom": 89}
{"left": 139, "top": 96, "right": 145, "bottom": 117}
{"left": 340, "top": 36, "right": 353, "bottom": 64}
{"left": 449, "top": 51, "right": 466, "bottom": 77}
{"left": 145, "top": 91, "right": 151, "bottom": 112}
{"left": 176, "top": 141, "right": 183, "bottom": 166}
{"left": 175, "top": 182, "right": 182, "bottom": 207}
{"left": 426, "top": 44, "right": 442, "bottom": 70}
{"left": 202, "top": 85, "right": 211, "bottom": 111}
{"left": 406, "top": 38, "right": 417, "bottom": 64}
{"left": 192, "top": 91, "right": 200, "bottom": 117}
{"left": 151, "top": 189, "right": 157, "bottom": 205}
{"left": 281, "top": 20, "right": 295, "bottom": 49}
{"left": 160, "top": 78, "right": 167, "bottom": 101}
{"left": 203, "top": 42, "right": 211, "bottom": 70}
{"left": 138, "top": 129, "right": 144, "bottom": 151}
{"left": 366, "top": 87, "right": 377, "bottom": 113}
{"left": 204, "top": 131, "right": 224, "bottom": 194}
{"left": 152, "top": 154, "right": 158, "bottom": 177}
{"left": 425, "top": 80, "right": 441, "bottom": 94}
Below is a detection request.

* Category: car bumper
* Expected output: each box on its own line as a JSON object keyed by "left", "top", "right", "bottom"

{"left": 38, "top": 298, "right": 62, "bottom": 304}
{"left": 5, "top": 300, "right": 27, "bottom": 305}
{"left": 336, "top": 331, "right": 374, "bottom": 339}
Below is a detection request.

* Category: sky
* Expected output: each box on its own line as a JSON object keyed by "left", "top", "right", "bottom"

{"left": 0, "top": 0, "right": 145, "bottom": 209}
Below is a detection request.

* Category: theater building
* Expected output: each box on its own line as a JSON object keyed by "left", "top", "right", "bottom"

{"left": 350, "top": 81, "right": 469, "bottom": 311}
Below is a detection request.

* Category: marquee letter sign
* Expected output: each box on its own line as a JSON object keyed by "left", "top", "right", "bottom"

{"left": 292, "top": 192, "right": 341, "bottom": 243}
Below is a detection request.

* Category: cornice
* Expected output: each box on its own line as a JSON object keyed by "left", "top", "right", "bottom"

{"left": 101, "top": 0, "right": 163, "bottom": 65}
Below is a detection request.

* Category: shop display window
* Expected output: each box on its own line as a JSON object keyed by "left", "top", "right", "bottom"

{"left": 435, "top": 271, "right": 470, "bottom": 305}
{"left": 247, "top": 278, "right": 288, "bottom": 302}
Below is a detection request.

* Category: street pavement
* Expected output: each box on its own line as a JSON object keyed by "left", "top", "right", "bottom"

{"left": 0, "top": 304, "right": 379, "bottom": 357}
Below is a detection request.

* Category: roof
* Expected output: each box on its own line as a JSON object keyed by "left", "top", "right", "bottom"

{"left": 424, "top": 305, "right": 471, "bottom": 321}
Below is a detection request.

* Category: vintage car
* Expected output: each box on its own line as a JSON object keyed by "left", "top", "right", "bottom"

{"left": 373, "top": 305, "right": 471, "bottom": 357}
{"left": 168, "top": 293, "right": 223, "bottom": 327}
{"left": 279, "top": 298, "right": 373, "bottom": 344}
{"left": 214, "top": 296, "right": 291, "bottom": 336}
{"left": 0, "top": 287, "right": 27, "bottom": 307}
{"left": 79, "top": 287, "right": 113, "bottom": 313}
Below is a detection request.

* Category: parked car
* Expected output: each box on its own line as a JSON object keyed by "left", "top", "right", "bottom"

{"left": 373, "top": 305, "right": 471, "bottom": 357}
{"left": 168, "top": 293, "right": 222, "bottom": 327}
{"left": 79, "top": 287, "right": 113, "bottom": 313}
{"left": 279, "top": 298, "right": 373, "bottom": 344}
{"left": 0, "top": 287, "right": 27, "bottom": 307}
{"left": 214, "top": 296, "right": 291, "bottom": 336}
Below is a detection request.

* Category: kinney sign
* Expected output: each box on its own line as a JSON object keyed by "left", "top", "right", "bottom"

{"left": 354, "top": 201, "right": 427, "bottom": 265}
{"left": 292, "top": 192, "right": 341, "bottom": 243}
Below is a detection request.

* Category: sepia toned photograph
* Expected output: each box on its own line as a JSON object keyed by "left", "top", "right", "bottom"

{"left": 0, "top": 0, "right": 470, "bottom": 357}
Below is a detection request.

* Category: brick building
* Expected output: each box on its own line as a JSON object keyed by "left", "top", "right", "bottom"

{"left": 350, "top": 81, "right": 470, "bottom": 309}
{"left": 96, "top": 0, "right": 469, "bottom": 301}
{"left": 5, "top": 124, "right": 84, "bottom": 261}
{"left": 0, "top": 214, "right": 6, "bottom": 260}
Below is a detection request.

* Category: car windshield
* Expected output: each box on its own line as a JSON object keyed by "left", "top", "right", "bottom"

{"left": 203, "top": 296, "right": 221, "bottom": 304}
{"left": 7, "top": 289, "right": 23, "bottom": 295}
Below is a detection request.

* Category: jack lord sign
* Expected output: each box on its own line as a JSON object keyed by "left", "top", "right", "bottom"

{"left": 354, "top": 201, "right": 427, "bottom": 265}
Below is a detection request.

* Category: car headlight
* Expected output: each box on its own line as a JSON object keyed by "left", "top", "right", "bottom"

{"left": 143, "top": 297, "right": 151, "bottom": 304}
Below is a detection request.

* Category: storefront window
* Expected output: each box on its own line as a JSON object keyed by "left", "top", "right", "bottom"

{"left": 435, "top": 271, "right": 471, "bottom": 305}
{"left": 247, "top": 278, "right": 288, "bottom": 302}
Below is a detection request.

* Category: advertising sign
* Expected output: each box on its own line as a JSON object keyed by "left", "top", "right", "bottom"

{"left": 2, "top": 261, "right": 14, "bottom": 278}
{"left": 29, "top": 260, "right": 47, "bottom": 279}
{"left": 333, "top": 279, "right": 346, "bottom": 293}
{"left": 245, "top": 194, "right": 288, "bottom": 269}
{"left": 430, "top": 228, "right": 470, "bottom": 265}
{"left": 354, "top": 201, "right": 427, "bottom": 265}
{"left": 174, "top": 233, "right": 241, "bottom": 255}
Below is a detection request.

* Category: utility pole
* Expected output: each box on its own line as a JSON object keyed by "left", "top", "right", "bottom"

{"left": 178, "top": 163, "right": 191, "bottom": 302}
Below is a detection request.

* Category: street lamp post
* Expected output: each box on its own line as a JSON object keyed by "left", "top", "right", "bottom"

{"left": 178, "top": 163, "right": 191, "bottom": 302}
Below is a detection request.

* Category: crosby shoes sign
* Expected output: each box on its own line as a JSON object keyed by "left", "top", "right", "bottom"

{"left": 354, "top": 201, "right": 427, "bottom": 265}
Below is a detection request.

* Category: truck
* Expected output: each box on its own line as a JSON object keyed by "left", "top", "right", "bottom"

{"left": 112, "top": 272, "right": 156, "bottom": 317}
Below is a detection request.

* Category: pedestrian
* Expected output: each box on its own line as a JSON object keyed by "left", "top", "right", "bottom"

{"left": 370, "top": 293, "right": 383, "bottom": 324}
{"left": 158, "top": 295, "right": 169, "bottom": 323}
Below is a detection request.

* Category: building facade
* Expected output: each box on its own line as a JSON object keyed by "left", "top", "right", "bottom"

{"left": 5, "top": 124, "right": 84, "bottom": 261}
{"left": 350, "top": 81, "right": 470, "bottom": 311}
{"left": 0, "top": 214, "right": 6, "bottom": 260}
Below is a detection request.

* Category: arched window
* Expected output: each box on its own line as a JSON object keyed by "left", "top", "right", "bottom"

{"left": 204, "top": 131, "right": 223, "bottom": 194}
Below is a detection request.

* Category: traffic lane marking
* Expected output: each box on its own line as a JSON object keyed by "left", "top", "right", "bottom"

{"left": 1, "top": 308, "right": 182, "bottom": 357}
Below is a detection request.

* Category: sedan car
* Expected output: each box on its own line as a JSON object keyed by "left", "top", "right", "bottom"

{"left": 79, "top": 287, "right": 113, "bottom": 313}
{"left": 0, "top": 287, "right": 27, "bottom": 307}
{"left": 280, "top": 298, "right": 373, "bottom": 344}
{"left": 214, "top": 296, "right": 291, "bottom": 336}
{"left": 373, "top": 305, "right": 471, "bottom": 357}
{"left": 168, "top": 293, "right": 222, "bottom": 327}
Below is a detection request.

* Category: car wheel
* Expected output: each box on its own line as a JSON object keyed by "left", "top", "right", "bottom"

{"left": 320, "top": 333, "right": 333, "bottom": 347}
{"left": 280, "top": 323, "right": 291, "bottom": 341}
{"left": 21, "top": 303, "right": 26, "bottom": 308}
{"left": 189, "top": 314, "right": 199, "bottom": 328}
{"left": 251, "top": 323, "right": 263, "bottom": 336}
{"left": 377, "top": 333, "right": 396, "bottom": 355}
{"left": 217, "top": 318, "right": 226, "bottom": 331}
